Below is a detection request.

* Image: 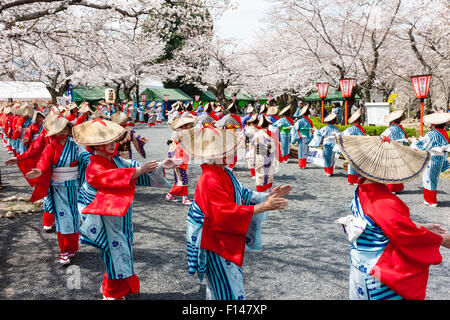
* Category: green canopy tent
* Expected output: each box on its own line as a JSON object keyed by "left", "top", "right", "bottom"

{"left": 140, "top": 88, "right": 192, "bottom": 102}
{"left": 304, "top": 90, "right": 362, "bottom": 102}
{"left": 68, "top": 86, "right": 125, "bottom": 105}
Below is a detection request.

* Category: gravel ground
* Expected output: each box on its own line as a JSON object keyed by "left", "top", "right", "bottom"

{"left": 0, "top": 121, "right": 449, "bottom": 300}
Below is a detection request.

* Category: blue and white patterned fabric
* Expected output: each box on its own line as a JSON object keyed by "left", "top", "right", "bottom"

{"left": 291, "top": 117, "right": 313, "bottom": 159}
{"left": 309, "top": 124, "right": 340, "bottom": 167}
{"left": 271, "top": 117, "right": 292, "bottom": 159}
{"left": 333, "top": 125, "right": 365, "bottom": 175}
{"left": 380, "top": 124, "right": 407, "bottom": 145}
{"left": 411, "top": 130, "right": 449, "bottom": 191}
{"left": 48, "top": 138, "right": 90, "bottom": 234}
{"left": 186, "top": 167, "right": 268, "bottom": 300}
{"left": 346, "top": 187, "right": 402, "bottom": 300}
{"left": 16, "top": 118, "right": 32, "bottom": 154}
{"left": 79, "top": 158, "right": 169, "bottom": 280}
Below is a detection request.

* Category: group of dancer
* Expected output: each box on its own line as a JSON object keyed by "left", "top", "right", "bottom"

{"left": 0, "top": 98, "right": 449, "bottom": 300}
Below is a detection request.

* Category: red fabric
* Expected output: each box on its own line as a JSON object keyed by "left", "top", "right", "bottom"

{"left": 230, "top": 114, "right": 243, "bottom": 127}
{"left": 102, "top": 273, "right": 140, "bottom": 299}
{"left": 324, "top": 166, "right": 334, "bottom": 175}
{"left": 353, "top": 124, "right": 365, "bottom": 134}
{"left": 249, "top": 169, "right": 255, "bottom": 177}
{"left": 197, "top": 164, "right": 255, "bottom": 267}
{"left": 348, "top": 174, "right": 359, "bottom": 184}
{"left": 423, "top": 188, "right": 437, "bottom": 205}
{"left": 169, "top": 185, "right": 188, "bottom": 196}
{"left": 298, "top": 158, "right": 307, "bottom": 168}
{"left": 395, "top": 124, "right": 407, "bottom": 137}
{"left": 66, "top": 113, "right": 77, "bottom": 122}
{"left": 435, "top": 129, "right": 449, "bottom": 143}
{"left": 256, "top": 183, "right": 272, "bottom": 192}
{"left": 43, "top": 211, "right": 54, "bottom": 227}
{"left": 303, "top": 116, "right": 313, "bottom": 128}
{"left": 387, "top": 183, "right": 404, "bottom": 193}
{"left": 17, "top": 133, "right": 47, "bottom": 187}
{"left": 30, "top": 138, "right": 65, "bottom": 202}
{"left": 285, "top": 117, "right": 294, "bottom": 126}
{"left": 56, "top": 232, "right": 79, "bottom": 254}
{"left": 82, "top": 155, "right": 137, "bottom": 217}
{"left": 228, "top": 155, "right": 238, "bottom": 169}
{"left": 208, "top": 111, "right": 220, "bottom": 121}
{"left": 22, "top": 123, "right": 41, "bottom": 148}
{"left": 357, "top": 180, "right": 443, "bottom": 300}
{"left": 174, "top": 144, "right": 189, "bottom": 170}
{"left": 11, "top": 116, "right": 25, "bottom": 140}
{"left": 74, "top": 114, "right": 88, "bottom": 126}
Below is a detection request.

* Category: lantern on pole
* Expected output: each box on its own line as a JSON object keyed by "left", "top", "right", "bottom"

{"left": 317, "top": 83, "right": 330, "bottom": 124}
{"left": 254, "top": 96, "right": 258, "bottom": 102}
{"left": 105, "top": 88, "right": 116, "bottom": 104}
{"left": 411, "top": 74, "right": 432, "bottom": 137}
{"left": 194, "top": 95, "right": 200, "bottom": 109}
{"left": 140, "top": 94, "right": 147, "bottom": 101}
{"left": 339, "top": 78, "right": 355, "bottom": 125}
{"left": 232, "top": 95, "right": 236, "bottom": 103}
{"left": 267, "top": 95, "right": 272, "bottom": 104}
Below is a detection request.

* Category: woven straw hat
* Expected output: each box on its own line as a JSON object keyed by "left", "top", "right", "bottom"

{"left": 279, "top": 105, "right": 291, "bottom": 116}
{"left": 195, "top": 114, "right": 215, "bottom": 128}
{"left": 46, "top": 116, "right": 72, "bottom": 137}
{"left": 300, "top": 105, "right": 309, "bottom": 116}
{"left": 246, "top": 105, "right": 254, "bottom": 114}
{"left": 247, "top": 114, "right": 258, "bottom": 124}
{"left": 4, "top": 107, "right": 12, "bottom": 114}
{"left": 43, "top": 112, "right": 57, "bottom": 131}
{"left": 267, "top": 106, "right": 279, "bottom": 116}
{"left": 19, "top": 104, "right": 34, "bottom": 117}
{"left": 348, "top": 108, "right": 363, "bottom": 124}
{"left": 169, "top": 114, "right": 196, "bottom": 130}
{"left": 32, "top": 111, "right": 45, "bottom": 122}
{"left": 91, "top": 108, "right": 107, "bottom": 119}
{"left": 79, "top": 103, "right": 91, "bottom": 114}
{"left": 68, "top": 103, "right": 79, "bottom": 111}
{"left": 72, "top": 118, "right": 126, "bottom": 146}
{"left": 384, "top": 109, "right": 405, "bottom": 123}
{"left": 336, "top": 135, "right": 430, "bottom": 184}
{"left": 111, "top": 112, "right": 132, "bottom": 125}
{"left": 258, "top": 114, "right": 273, "bottom": 127}
{"left": 259, "top": 104, "right": 267, "bottom": 114}
{"left": 324, "top": 113, "right": 337, "bottom": 123}
{"left": 423, "top": 112, "right": 450, "bottom": 125}
{"left": 215, "top": 106, "right": 223, "bottom": 113}
{"left": 175, "top": 127, "right": 245, "bottom": 161}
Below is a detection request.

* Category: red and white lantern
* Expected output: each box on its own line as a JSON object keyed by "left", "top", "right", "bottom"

{"left": 164, "top": 94, "right": 169, "bottom": 102}
{"left": 317, "top": 83, "right": 330, "bottom": 99}
{"left": 411, "top": 74, "right": 432, "bottom": 99}
{"left": 140, "top": 94, "right": 147, "bottom": 101}
{"left": 339, "top": 78, "right": 355, "bottom": 98}
{"left": 194, "top": 95, "right": 200, "bottom": 102}
{"left": 254, "top": 96, "right": 258, "bottom": 102}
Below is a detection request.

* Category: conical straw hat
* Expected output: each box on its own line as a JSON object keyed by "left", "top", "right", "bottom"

{"left": 324, "top": 113, "right": 337, "bottom": 123}
{"left": 336, "top": 135, "right": 431, "bottom": 184}
{"left": 423, "top": 112, "right": 450, "bottom": 125}
{"left": 78, "top": 102, "right": 91, "bottom": 114}
{"left": 259, "top": 104, "right": 267, "bottom": 114}
{"left": 246, "top": 105, "right": 254, "bottom": 114}
{"left": 279, "top": 105, "right": 291, "bottom": 116}
{"left": 247, "top": 114, "right": 258, "bottom": 124}
{"left": 348, "top": 108, "right": 363, "bottom": 124}
{"left": 175, "top": 127, "right": 245, "bottom": 161}
{"left": 258, "top": 114, "right": 273, "bottom": 127}
{"left": 46, "top": 116, "right": 72, "bottom": 137}
{"left": 195, "top": 114, "right": 216, "bottom": 128}
{"left": 111, "top": 112, "right": 132, "bottom": 125}
{"left": 32, "top": 111, "right": 46, "bottom": 122}
{"left": 267, "top": 106, "right": 279, "bottom": 116}
{"left": 169, "top": 114, "right": 196, "bottom": 130}
{"left": 384, "top": 109, "right": 405, "bottom": 123}
{"left": 300, "top": 105, "right": 309, "bottom": 116}
{"left": 72, "top": 118, "right": 126, "bottom": 146}
{"left": 91, "top": 108, "right": 107, "bottom": 119}
{"left": 43, "top": 112, "right": 58, "bottom": 131}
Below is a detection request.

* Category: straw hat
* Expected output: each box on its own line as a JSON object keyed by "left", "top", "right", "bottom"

{"left": 279, "top": 105, "right": 291, "bottom": 116}
{"left": 175, "top": 127, "right": 245, "bottom": 161}
{"left": 300, "top": 105, "right": 309, "bottom": 116}
{"left": 91, "top": 108, "right": 107, "bottom": 119}
{"left": 267, "top": 106, "right": 279, "bottom": 116}
{"left": 19, "top": 104, "right": 34, "bottom": 117}
{"left": 336, "top": 135, "right": 431, "bottom": 184}
{"left": 246, "top": 105, "right": 254, "bottom": 114}
{"left": 78, "top": 103, "right": 91, "bottom": 114}
{"left": 384, "top": 109, "right": 405, "bottom": 123}
{"left": 247, "top": 114, "right": 258, "bottom": 124}
{"left": 215, "top": 106, "right": 223, "bottom": 113}
{"left": 111, "top": 112, "right": 132, "bottom": 125}
{"left": 195, "top": 114, "right": 216, "bottom": 128}
{"left": 258, "top": 114, "right": 273, "bottom": 127}
{"left": 348, "top": 108, "right": 363, "bottom": 124}
{"left": 43, "top": 112, "right": 58, "bottom": 131}
{"left": 324, "top": 113, "right": 337, "bottom": 123}
{"left": 68, "top": 103, "right": 79, "bottom": 111}
{"left": 423, "top": 112, "right": 450, "bottom": 125}
{"left": 4, "top": 107, "right": 12, "bottom": 114}
{"left": 72, "top": 118, "right": 126, "bottom": 146}
{"left": 169, "top": 114, "right": 196, "bottom": 130}
{"left": 227, "top": 103, "right": 237, "bottom": 111}
{"left": 32, "top": 111, "right": 45, "bottom": 122}
{"left": 46, "top": 116, "right": 72, "bottom": 137}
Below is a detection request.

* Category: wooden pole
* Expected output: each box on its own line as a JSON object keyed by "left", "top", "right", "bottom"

{"left": 321, "top": 99, "right": 324, "bottom": 123}
{"left": 420, "top": 98, "right": 424, "bottom": 137}
{"left": 345, "top": 99, "right": 348, "bottom": 125}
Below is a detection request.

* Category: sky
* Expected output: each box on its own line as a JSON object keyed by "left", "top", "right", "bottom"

{"left": 214, "top": 0, "right": 271, "bottom": 44}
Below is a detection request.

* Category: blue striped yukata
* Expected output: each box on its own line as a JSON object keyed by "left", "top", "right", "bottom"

{"left": 348, "top": 187, "right": 403, "bottom": 300}
{"left": 411, "top": 130, "right": 449, "bottom": 191}
{"left": 271, "top": 117, "right": 293, "bottom": 160}
{"left": 309, "top": 124, "right": 340, "bottom": 168}
{"left": 16, "top": 117, "right": 32, "bottom": 154}
{"left": 186, "top": 168, "right": 268, "bottom": 300}
{"left": 291, "top": 116, "right": 313, "bottom": 160}
{"left": 334, "top": 125, "right": 365, "bottom": 176}
{"left": 380, "top": 124, "right": 407, "bottom": 144}
{"left": 79, "top": 158, "right": 169, "bottom": 280}
{"left": 49, "top": 138, "right": 90, "bottom": 235}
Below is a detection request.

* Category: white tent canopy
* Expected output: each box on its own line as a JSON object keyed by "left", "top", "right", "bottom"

{"left": 0, "top": 81, "right": 52, "bottom": 101}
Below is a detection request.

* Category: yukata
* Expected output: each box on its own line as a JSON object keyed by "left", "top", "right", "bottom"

{"left": 244, "top": 125, "right": 258, "bottom": 179}
{"left": 186, "top": 164, "right": 268, "bottom": 300}
{"left": 155, "top": 106, "right": 163, "bottom": 125}
{"left": 410, "top": 129, "right": 449, "bottom": 205}
{"left": 291, "top": 116, "right": 314, "bottom": 168}
{"left": 271, "top": 116, "right": 294, "bottom": 163}
{"left": 309, "top": 124, "right": 339, "bottom": 175}
{"left": 16, "top": 129, "right": 55, "bottom": 229}
{"left": 248, "top": 129, "right": 281, "bottom": 192}
{"left": 215, "top": 114, "right": 243, "bottom": 169}
{"left": 333, "top": 124, "right": 365, "bottom": 184}
{"left": 167, "top": 140, "right": 190, "bottom": 197}
{"left": 66, "top": 112, "right": 79, "bottom": 125}
{"left": 32, "top": 137, "right": 91, "bottom": 255}
{"left": 78, "top": 155, "right": 169, "bottom": 299}
{"left": 137, "top": 104, "right": 146, "bottom": 123}
{"left": 15, "top": 117, "right": 32, "bottom": 155}
{"left": 117, "top": 129, "right": 147, "bottom": 160}
{"left": 339, "top": 179, "right": 442, "bottom": 300}
{"left": 380, "top": 124, "right": 408, "bottom": 193}
{"left": 241, "top": 114, "right": 253, "bottom": 130}
{"left": 22, "top": 122, "right": 43, "bottom": 150}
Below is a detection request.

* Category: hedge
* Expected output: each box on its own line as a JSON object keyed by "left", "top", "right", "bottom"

{"left": 307, "top": 117, "right": 450, "bottom": 138}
